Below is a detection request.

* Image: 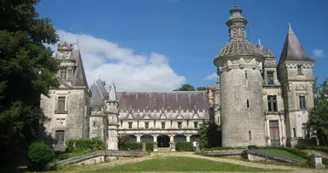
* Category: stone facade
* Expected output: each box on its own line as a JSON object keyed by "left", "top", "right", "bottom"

{"left": 40, "top": 5, "right": 316, "bottom": 150}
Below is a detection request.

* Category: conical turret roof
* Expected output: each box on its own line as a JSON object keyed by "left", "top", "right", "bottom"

{"left": 278, "top": 23, "right": 314, "bottom": 64}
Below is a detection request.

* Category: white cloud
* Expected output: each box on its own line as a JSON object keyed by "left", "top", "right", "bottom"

{"left": 51, "top": 30, "right": 186, "bottom": 92}
{"left": 205, "top": 73, "right": 218, "bottom": 81}
{"left": 312, "top": 49, "right": 325, "bottom": 57}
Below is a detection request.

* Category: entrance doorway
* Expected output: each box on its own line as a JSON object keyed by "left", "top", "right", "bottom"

{"left": 157, "top": 135, "right": 170, "bottom": 147}
{"left": 55, "top": 130, "right": 65, "bottom": 151}
{"left": 269, "top": 120, "right": 280, "bottom": 146}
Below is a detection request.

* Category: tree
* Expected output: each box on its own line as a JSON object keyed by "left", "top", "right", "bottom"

{"left": 308, "top": 77, "right": 328, "bottom": 145}
{"left": 198, "top": 121, "right": 221, "bottom": 148}
{"left": 174, "top": 84, "right": 195, "bottom": 91}
{"left": 0, "top": 0, "right": 58, "bottom": 169}
{"left": 196, "top": 86, "right": 208, "bottom": 91}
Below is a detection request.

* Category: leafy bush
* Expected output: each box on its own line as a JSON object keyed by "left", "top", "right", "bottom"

{"left": 176, "top": 142, "right": 193, "bottom": 151}
{"left": 28, "top": 142, "right": 55, "bottom": 171}
{"left": 298, "top": 146, "right": 328, "bottom": 154}
{"left": 65, "top": 138, "right": 104, "bottom": 152}
{"left": 201, "top": 147, "right": 247, "bottom": 151}
{"left": 146, "top": 142, "right": 154, "bottom": 151}
{"left": 119, "top": 142, "right": 142, "bottom": 151}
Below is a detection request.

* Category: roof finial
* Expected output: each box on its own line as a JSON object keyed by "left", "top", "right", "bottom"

{"left": 288, "top": 23, "right": 294, "bottom": 34}
{"left": 257, "top": 38, "right": 263, "bottom": 49}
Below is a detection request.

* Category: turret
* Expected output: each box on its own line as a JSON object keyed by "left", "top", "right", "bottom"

{"left": 214, "top": 4, "right": 266, "bottom": 147}
{"left": 277, "top": 24, "right": 315, "bottom": 147}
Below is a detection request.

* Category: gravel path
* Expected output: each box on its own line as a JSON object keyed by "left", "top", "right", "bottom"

{"left": 57, "top": 152, "right": 327, "bottom": 173}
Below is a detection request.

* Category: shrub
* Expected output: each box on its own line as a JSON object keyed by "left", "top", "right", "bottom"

{"left": 146, "top": 142, "right": 154, "bottom": 151}
{"left": 119, "top": 142, "right": 142, "bottom": 151}
{"left": 28, "top": 142, "right": 55, "bottom": 171}
{"left": 176, "top": 142, "right": 193, "bottom": 151}
{"left": 201, "top": 147, "right": 247, "bottom": 151}
{"left": 65, "top": 138, "right": 104, "bottom": 152}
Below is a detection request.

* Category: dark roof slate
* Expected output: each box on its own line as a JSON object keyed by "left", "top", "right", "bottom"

{"left": 278, "top": 24, "right": 314, "bottom": 64}
{"left": 116, "top": 91, "right": 209, "bottom": 111}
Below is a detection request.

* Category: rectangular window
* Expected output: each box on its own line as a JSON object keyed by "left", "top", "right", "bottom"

{"left": 293, "top": 128, "right": 296, "bottom": 137}
{"left": 55, "top": 130, "right": 65, "bottom": 142}
{"left": 161, "top": 122, "right": 165, "bottom": 129}
{"left": 60, "top": 69, "right": 67, "bottom": 80}
{"left": 267, "top": 95, "right": 277, "bottom": 112}
{"left": 194, "top": 122, "right": 198, "bottom": 129}
{"left": 145, "top": 122, "right": 149, "bottom": 129}
{"left": 128, "top": 122, "right": 132, "bottom": 129}
{"left": 245, "top": 70, "right": 248, "bottom": 79}
{"left": 58, "top": 96, "right": 66, "bottom": 111}
{"left": 297, "top": 65, "right": 302, "bottom": 75}
{"left": 267, "top": 71, "right": 274, "bottom": 85}
{"left": 249, "top": 131, "right": 251, "bottom": 140}
{"left": 247, "top": 100, "right": 249, "bottom": 108}
{"left": 178, "top": 122, "right": 182, "bottom": 129}
{"left": 299, "top": 96, "right": 306, "bottom": 110}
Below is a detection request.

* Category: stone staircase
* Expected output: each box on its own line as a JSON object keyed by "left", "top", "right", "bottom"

{"left": 157, "top": 147, "right": 172, "bottom": 153}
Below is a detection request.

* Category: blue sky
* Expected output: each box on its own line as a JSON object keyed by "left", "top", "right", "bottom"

{"left": 36, "top": 0, "right": 328, "bottom": 91}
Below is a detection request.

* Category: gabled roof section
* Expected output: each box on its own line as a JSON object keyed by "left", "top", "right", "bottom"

{"left": 278, "top": 23, "right": 314, "bottom": 65}
{"left": 72, "top": 48, "right": 88, "bottom": 88}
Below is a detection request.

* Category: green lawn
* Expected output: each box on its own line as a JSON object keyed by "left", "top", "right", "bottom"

{"left": 86, "top": 156, "right": 285, "bottom": 172}
{"left": 261, "top": 149, "right": 306, "bottom": 161}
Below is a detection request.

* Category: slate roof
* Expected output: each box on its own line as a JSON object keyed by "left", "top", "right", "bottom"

{"left": 90, "top": 79, "right": 107, "bottom": 107}
{"left": 117, "top": 91, "right": 209, "bottom": 111}
{"left": 278, "top": 24, "right": 314, "bottom": 64}
{"left": 71, "top": 49, "right": 88, "bottom": 87}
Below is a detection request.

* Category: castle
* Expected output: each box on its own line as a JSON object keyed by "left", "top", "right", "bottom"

{"left": 40, "top": 5, "right": 316, "bottom": 151}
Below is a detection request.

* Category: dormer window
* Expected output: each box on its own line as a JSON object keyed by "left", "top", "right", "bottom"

{"left": 60, "top": 69, "right": 67, "bottom": 80}
{"left": 297, "top": 65, "right": 303, "bottom": 75}
{"left": 267, "top": 71, "right": 274, "bottom": 85}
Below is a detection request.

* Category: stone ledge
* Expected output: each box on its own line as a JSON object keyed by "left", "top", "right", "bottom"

{"left": 49, "top": 150, "right": 147, "bottom": 169}
{"left": 246, "top": 150, "right": 302, "bottom": 164}
{"left": 197, "top": 149, "right": 244, "bottom": 156}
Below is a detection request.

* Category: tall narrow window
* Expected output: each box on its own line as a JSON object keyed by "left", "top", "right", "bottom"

{"left": 299, "top": 96, "right": 306, "bottom": 110}
{"left": 297, "top": 65, "right": 303, "bottom": 75}
{"left": 247, "top": 100, "right": 249, "bottom": 108}
{"left": 249, "top": 131, "right": 251, "bottom": 140}
{"left": 128, "top": 122, "right": 132, "bottom": 129}
{"left": 293, "top": 128, "right": 296, "bottom": 137}
{"left": 58, "top": 96, "right": 66, "bottom": 111}
{"left": 245, "top": 70, "right": 248, "bottom": 79}
{"left": 55, "top": 130, "right": 65, "bottom": 143}
{"left": 145, "top": 122, "right": 149, "bottom": 129}
{"left": 178, "top": 122, "right": 182, "bottom": 129}
{"left": 267, "top": 71, "right": 274, "bottom": 85}
{"left": 60, "top": 69, "right": 67, "bottom": 80}
{"left": 161, "top": 122, "right": 165, "bottom": 129}
{"left": 267, "top": 95, "right": 277, "bottom": 112}
{"left": 194, "top": 122, "right": 198, "bottom": 129}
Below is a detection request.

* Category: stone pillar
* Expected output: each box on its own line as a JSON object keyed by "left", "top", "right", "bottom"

{"left": 136, "top": 134, "right": 141, "bottom": 143}
{"left": 142, "top": 142, "right": 146, "bottom": 152}
{"left": 280, "top": 114, "right": 286, "bottom": 146}
{"left": 310, "top": 154, "right": 325, "bottom": 169}
{"left": 169, "top": 135, "right": 175, "bottom": 152}
{"left": 186, "top": 134, "right": 191, "bottom": 142}
{"left": 153, "top": 135, "right": 158, "bottom": 152}
{"left": 266, "top": 119, "right": 271, "bottom": 146}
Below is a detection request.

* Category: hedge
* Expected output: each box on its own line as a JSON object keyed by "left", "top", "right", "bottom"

{"left": 201, "top": 147, "right": 247, "bottom": 151}
{"left": 297, "top": 146, "right": 328, "bottom": 154}
{"left": 28, "top": 142, "right": 55, "bottom": 171}
{"left": 176, "top": 142, "right": 193, "bottom": 151}
{"left": 119, "top": 142, "right": 154, "bottom": 151}
{"left": 66, "top": 138, "right": 104, "bottom": 152}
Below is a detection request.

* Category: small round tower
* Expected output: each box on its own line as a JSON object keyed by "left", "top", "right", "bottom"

{"left": 214, "top": 5, "right": 266, "bottom": 147}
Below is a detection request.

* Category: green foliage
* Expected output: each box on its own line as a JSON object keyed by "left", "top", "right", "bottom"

{"left": 201, "top": 147, "right": 247, "bottom": 151}
{"left": 198, "top": 121, "right": 220, "bottom": 148}
{"left": 174, "top": 84, "right": 195, "bottom": 91}
{"left": 65, "top": 138, "right": 104, "bottom": 152}
{"left": 308, "top": 77, "right": 328, "bottom": 145}
{"left": 176, "top": 142, "right": 193, "bottom": 151}
{"left": 119, "top": 142, "right": 142, "bottom": 151}
{"left": 196, "top": 86, "right": 208, "bottom": 91}
{"left": 146, "top": 142, "right": 154, "bottom": 152}
{"left": 0, "top": 0, "right": 58, "bottom": 169}
{"left": 297, "top": 146, "right": 328, "bottom": 154}
{"left": 28, "top": 142, "right": 55, "bottom": 171}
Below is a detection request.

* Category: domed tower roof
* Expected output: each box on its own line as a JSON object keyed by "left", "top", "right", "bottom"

{"left": 215, "top": 5, "right": 264, "bottom": 59}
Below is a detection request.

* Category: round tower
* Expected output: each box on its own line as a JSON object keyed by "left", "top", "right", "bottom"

{"left": 214, "top": 5, "right": 266, "bottom": 147}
